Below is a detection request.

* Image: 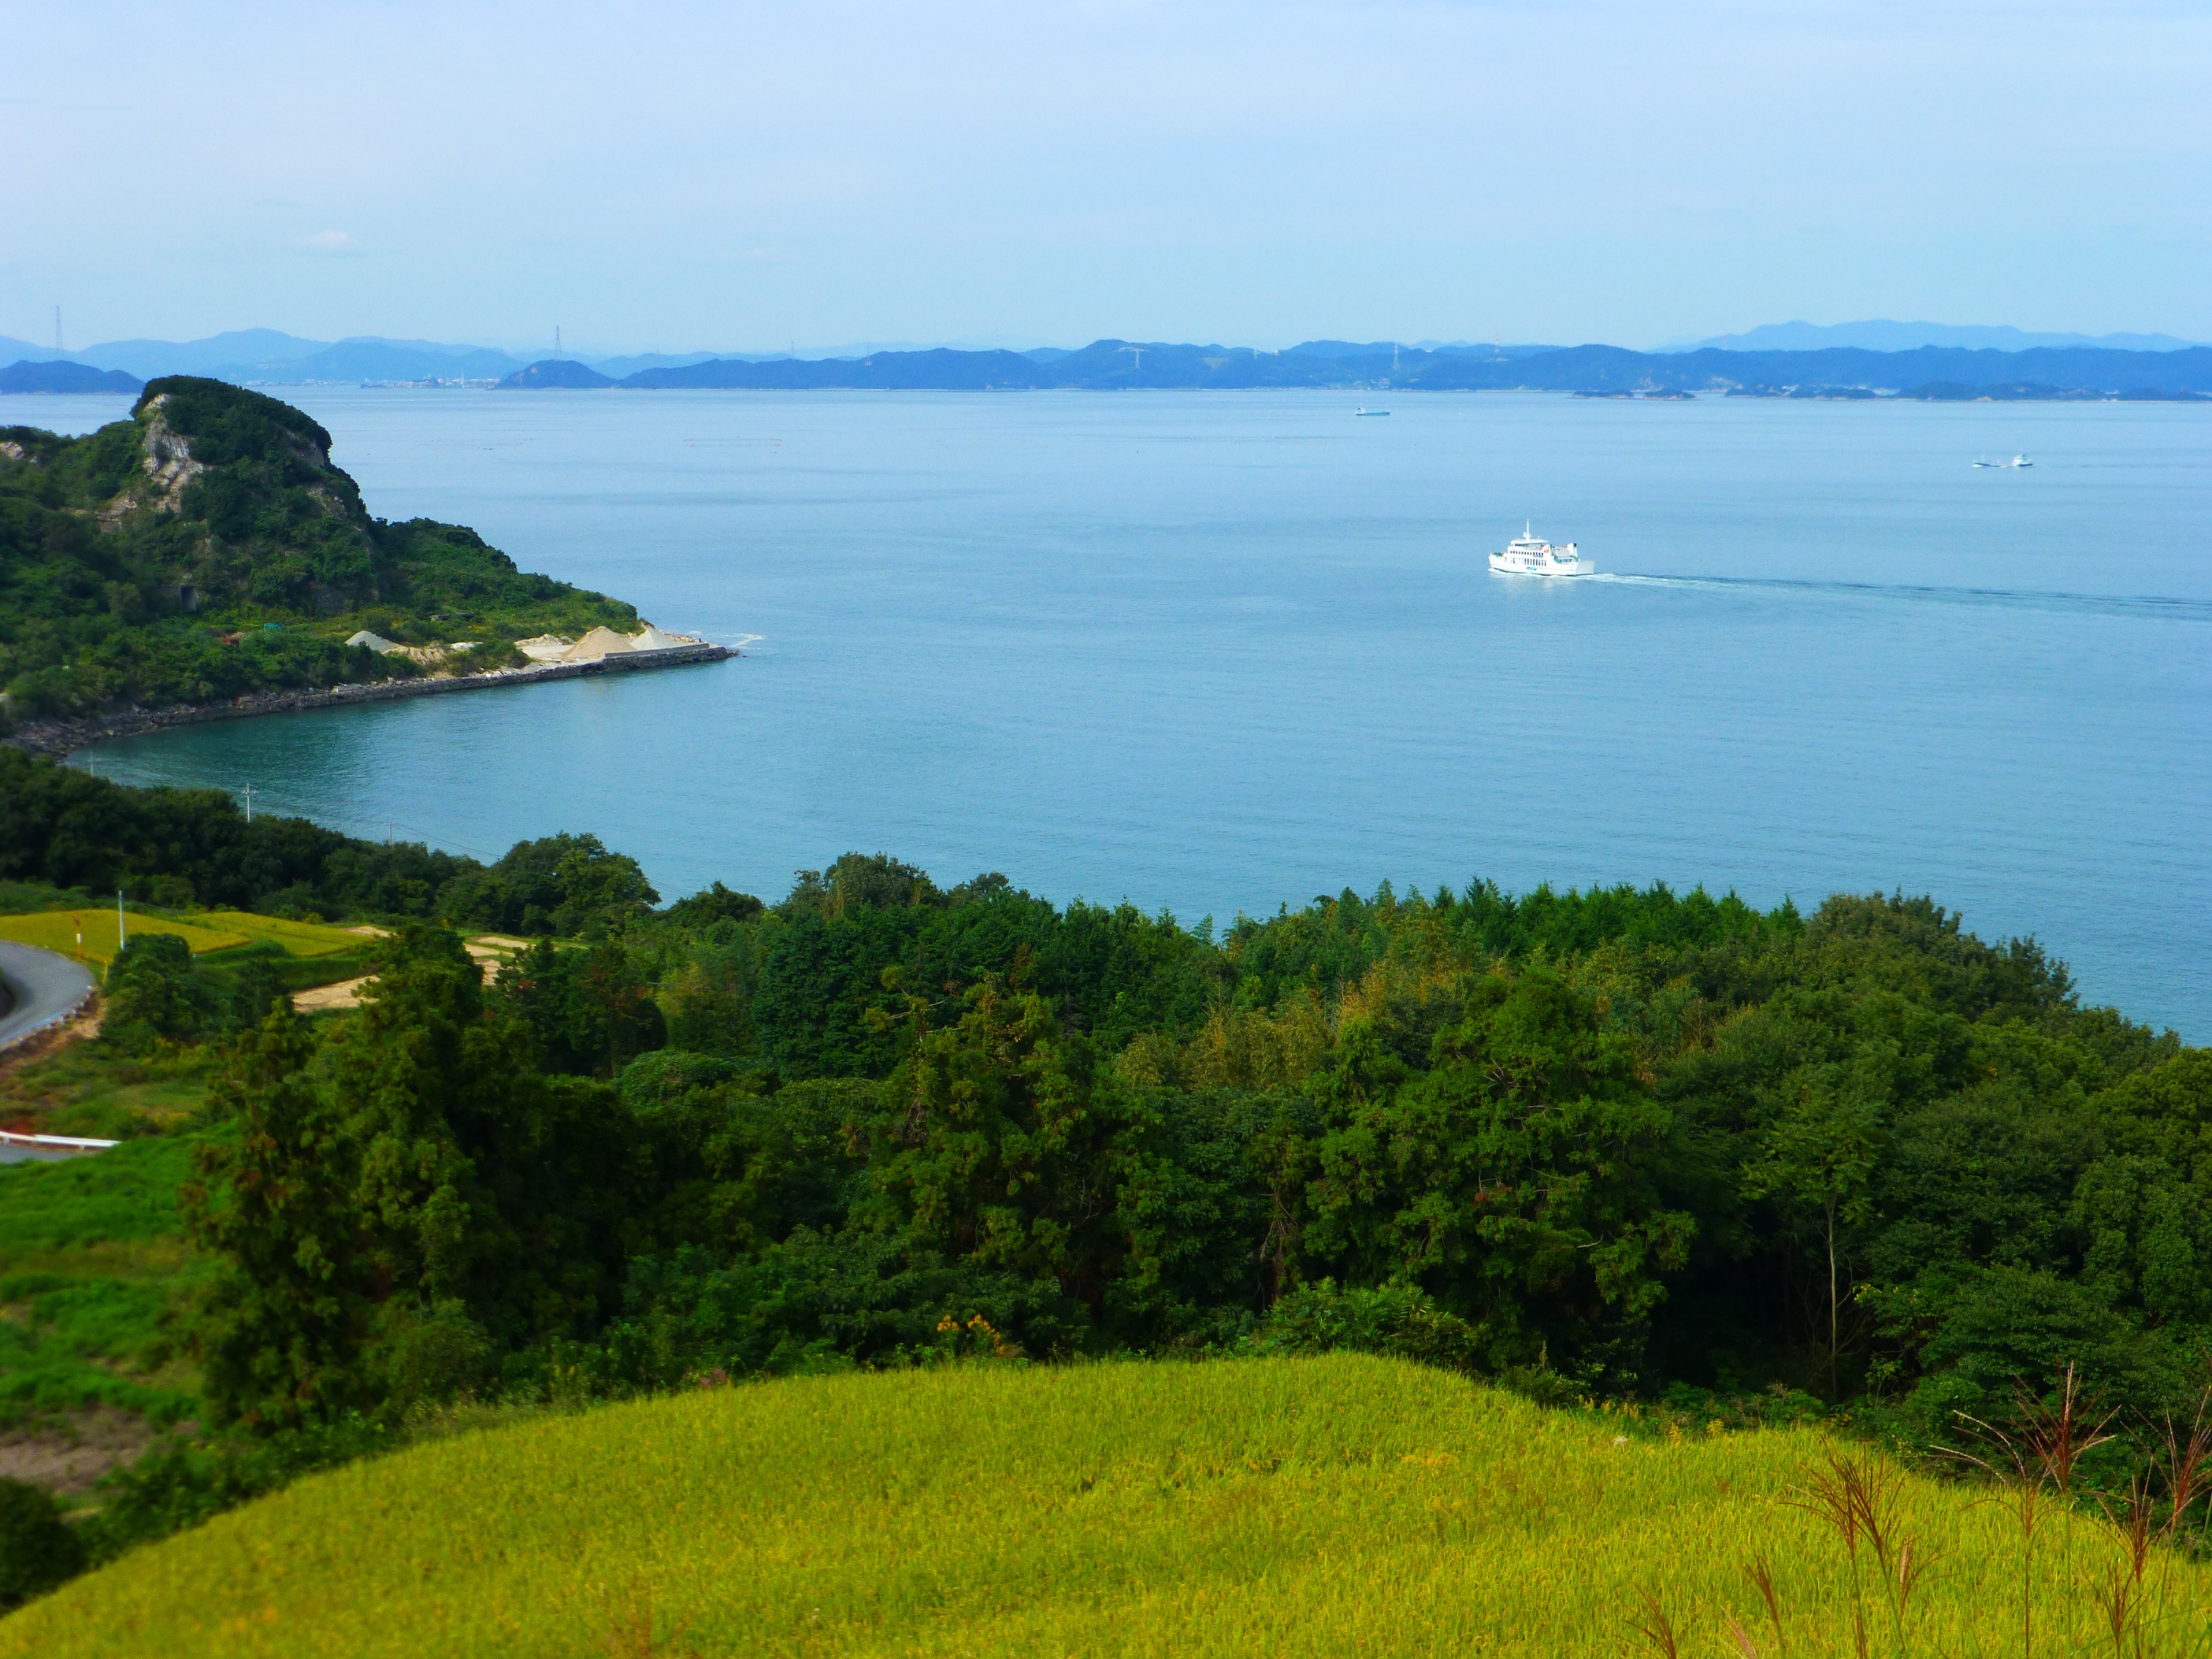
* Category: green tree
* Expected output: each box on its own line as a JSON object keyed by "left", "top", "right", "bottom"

{"left": 183, "top": 1005, "right": 377, "bottom": 1429}
{"left": 499, "top": 936, "right": 667, "bottom": 1076}
{"left": 101, "top": 930, "right": 213, "bottom": 1052}
{"left": 1306, "top": 968, "right": 1695, "bottom": 1380}
{"left": 438, "top": 833, "right": 658, "bottom": 936}
{"left": 1742, "top": 1054, "right": 1886, "bottom": 1398}
{"left": 862, "top": 977, "right": 1136, "bottom": 1320}
{"left": 325, "top": 923, "right": 641, "bottom": 1353}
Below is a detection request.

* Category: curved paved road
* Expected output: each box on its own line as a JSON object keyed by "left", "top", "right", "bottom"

{"left": 0, "top": 940, "right": 98, "bottom": 1052}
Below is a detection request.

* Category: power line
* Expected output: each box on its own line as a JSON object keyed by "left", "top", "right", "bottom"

{"left": 350, "top": 813, "right": 507, "bottom": 863}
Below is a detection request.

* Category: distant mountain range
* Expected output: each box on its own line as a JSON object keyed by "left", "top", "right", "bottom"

{"left": 1672, "top": 320, "right": 2206, "bottom": 354}
{"left": 0, "top": 331, "right": 535, "bottom": 385}
{"left": 497, "top": 340, "right": 2212, "bottom": 398}
{"left": 5, "top": 326, "right": 2210, "bottom": 401}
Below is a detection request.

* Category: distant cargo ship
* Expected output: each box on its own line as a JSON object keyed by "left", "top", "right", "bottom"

{"left": 1973, "top": 453, "right": 2033, "bottom": 468}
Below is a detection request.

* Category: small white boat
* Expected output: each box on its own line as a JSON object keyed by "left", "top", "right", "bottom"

{"left": 1489, "top": 522, "right": 1589, "bottom": 577}
{"left": 1354, "top": 406, "right": 1391, "bottom": 417}
{"left": 1973, "top": 453, "right": 2033, "bottom": 469}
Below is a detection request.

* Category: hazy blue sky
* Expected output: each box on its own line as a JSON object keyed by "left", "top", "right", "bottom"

{"left": 5, "top": 1, "right": 2206, "bottom": 352}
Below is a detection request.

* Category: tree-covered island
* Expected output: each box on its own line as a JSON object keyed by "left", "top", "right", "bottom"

{"left": 0, "top": 379, "right": 645, "bottom": 732}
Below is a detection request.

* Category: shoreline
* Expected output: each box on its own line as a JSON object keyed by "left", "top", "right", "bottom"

{"left": 0, "top": 643, "right": 734, "bottom": 759}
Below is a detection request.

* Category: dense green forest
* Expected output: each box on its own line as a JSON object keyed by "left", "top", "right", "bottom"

{"left": 4, "top": 751, "right": 2205, "bottom": 1465}
{"left": 0, "top": 380, "right": 638, "bottom": 726}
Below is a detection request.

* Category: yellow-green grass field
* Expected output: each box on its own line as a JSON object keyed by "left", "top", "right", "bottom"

{"left": 6, "top": 1355, "right": 2203, "bottom": 1657}
{"left": 0, "top": 911, "right": 247, "bottom": 968}
{"left": 194, "top": 912, "right": 369, "bottom": 958}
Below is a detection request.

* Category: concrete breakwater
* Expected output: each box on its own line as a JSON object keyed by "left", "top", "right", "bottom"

{"left": 2, "top": 643, "right": 734, "bottom": 759}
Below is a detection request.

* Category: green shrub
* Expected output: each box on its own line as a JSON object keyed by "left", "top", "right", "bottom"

{"left": 0, "top": 1477, "right": 86, "bottom": 1608}
{"left": 1251, "top": 1279, "right": 1487, "bottom": 1374}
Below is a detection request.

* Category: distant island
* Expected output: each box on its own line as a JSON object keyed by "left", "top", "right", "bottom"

{"left": 0, "top": 378, "right": 724, "bottom": 749}
{"left": 0, "top": 359, "right": 144, "bottom": 395}
{"left": 9, "top": 325, "right": 2211, "bottom": 399}
{"left": 500, "top": 358, "right": 617, "bottom": 390}
{"left": 489, "top": 339, "right": 2212, "bottom": 400}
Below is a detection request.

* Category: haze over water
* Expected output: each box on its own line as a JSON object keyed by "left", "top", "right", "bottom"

{"left": 9, "top": 388, "right": 2208, "bottom": 1038}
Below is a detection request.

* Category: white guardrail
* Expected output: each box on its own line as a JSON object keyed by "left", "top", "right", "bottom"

{"left": 0, "top": 1128, "right": 119, "bottom": 1156}
{"left": 0, "top": 951, "right": 109, "bottom": 1156}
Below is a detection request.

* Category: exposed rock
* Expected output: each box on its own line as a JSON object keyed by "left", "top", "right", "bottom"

{"left": 135, "top": 394, "right": 208, "bottom": 513}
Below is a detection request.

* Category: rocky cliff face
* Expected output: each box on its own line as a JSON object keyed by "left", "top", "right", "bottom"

{"left": 98, "top": 378, "right": 383, "bottom": 612}
{"left": 95, "top": 395, "right": 207, "bottom": 525}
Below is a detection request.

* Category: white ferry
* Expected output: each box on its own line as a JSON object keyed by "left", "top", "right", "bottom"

{"left": 1488, "top": 523, "right": 1590, "bottom": 577}
{"left": 1973, "top": 454, "right": 2033, "bottom": 469}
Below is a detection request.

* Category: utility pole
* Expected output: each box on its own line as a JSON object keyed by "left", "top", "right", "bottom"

{"left": 555, "top": 325, "right": 562, "bottom": 361}
{"left": 117, "top": 890, "right": 126, "bottom": 950}
{"left": 241, "top": 784, "right": 258, "bottom": 823}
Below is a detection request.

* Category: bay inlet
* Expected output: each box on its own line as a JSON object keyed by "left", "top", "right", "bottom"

{"left": 9, "top": 386, "right": 2207, "bottom": 1038}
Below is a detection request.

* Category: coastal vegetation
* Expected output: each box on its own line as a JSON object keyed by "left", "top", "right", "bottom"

{"left": 2, "top": 760, "right": 2207, "bottom": 1643}
{"left": 0, "top": 378, "right": 640, "bottom": 727}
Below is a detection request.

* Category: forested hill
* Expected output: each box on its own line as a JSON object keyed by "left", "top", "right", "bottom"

{"left": 584, "top": 340, "right": 2212, "bottom": 396}
{"left": 8, "top": 751, "right": 2206, "bottom": 1463}
{"left": 0, "top": 377, "right": 640, "bottom": 727}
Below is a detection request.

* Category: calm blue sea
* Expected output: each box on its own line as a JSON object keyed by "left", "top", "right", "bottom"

{"left": 7, "top": 388, "right": 2208, "bottom": 1037}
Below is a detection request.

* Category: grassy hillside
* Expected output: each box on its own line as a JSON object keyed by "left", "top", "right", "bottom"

{"left": 0, "top": 898, "right": 376, "bottom": 1432}
{"left": 0, "top": 377, "right": 641, "bottom": 724}
{"left": 0, "top": 1134, "right": 206, "bottom": 1427}
{"left": 2, "top": 1354, "right": 2195, "bottom": 1657}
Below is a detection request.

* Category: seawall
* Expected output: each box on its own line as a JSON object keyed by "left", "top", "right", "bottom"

{"left": 1, "top": 643, "right": 735, "bottom": 759}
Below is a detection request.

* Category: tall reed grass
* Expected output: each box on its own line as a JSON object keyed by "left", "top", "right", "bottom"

{"left": 3, "top": 1355, "right": 2206, "bottom": 1657}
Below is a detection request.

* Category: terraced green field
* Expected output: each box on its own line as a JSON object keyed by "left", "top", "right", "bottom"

{"left": 3, "top": 1355, "right": 2196, "bottom": 1657}
{"left": 193, "top": 913, "right": 372, "bottom": 958}
{"left": 0, "top": 911, "right": 247, "bottom": 967}
{"left": 0, "top": 906, "right": 364, "bottom": 971}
